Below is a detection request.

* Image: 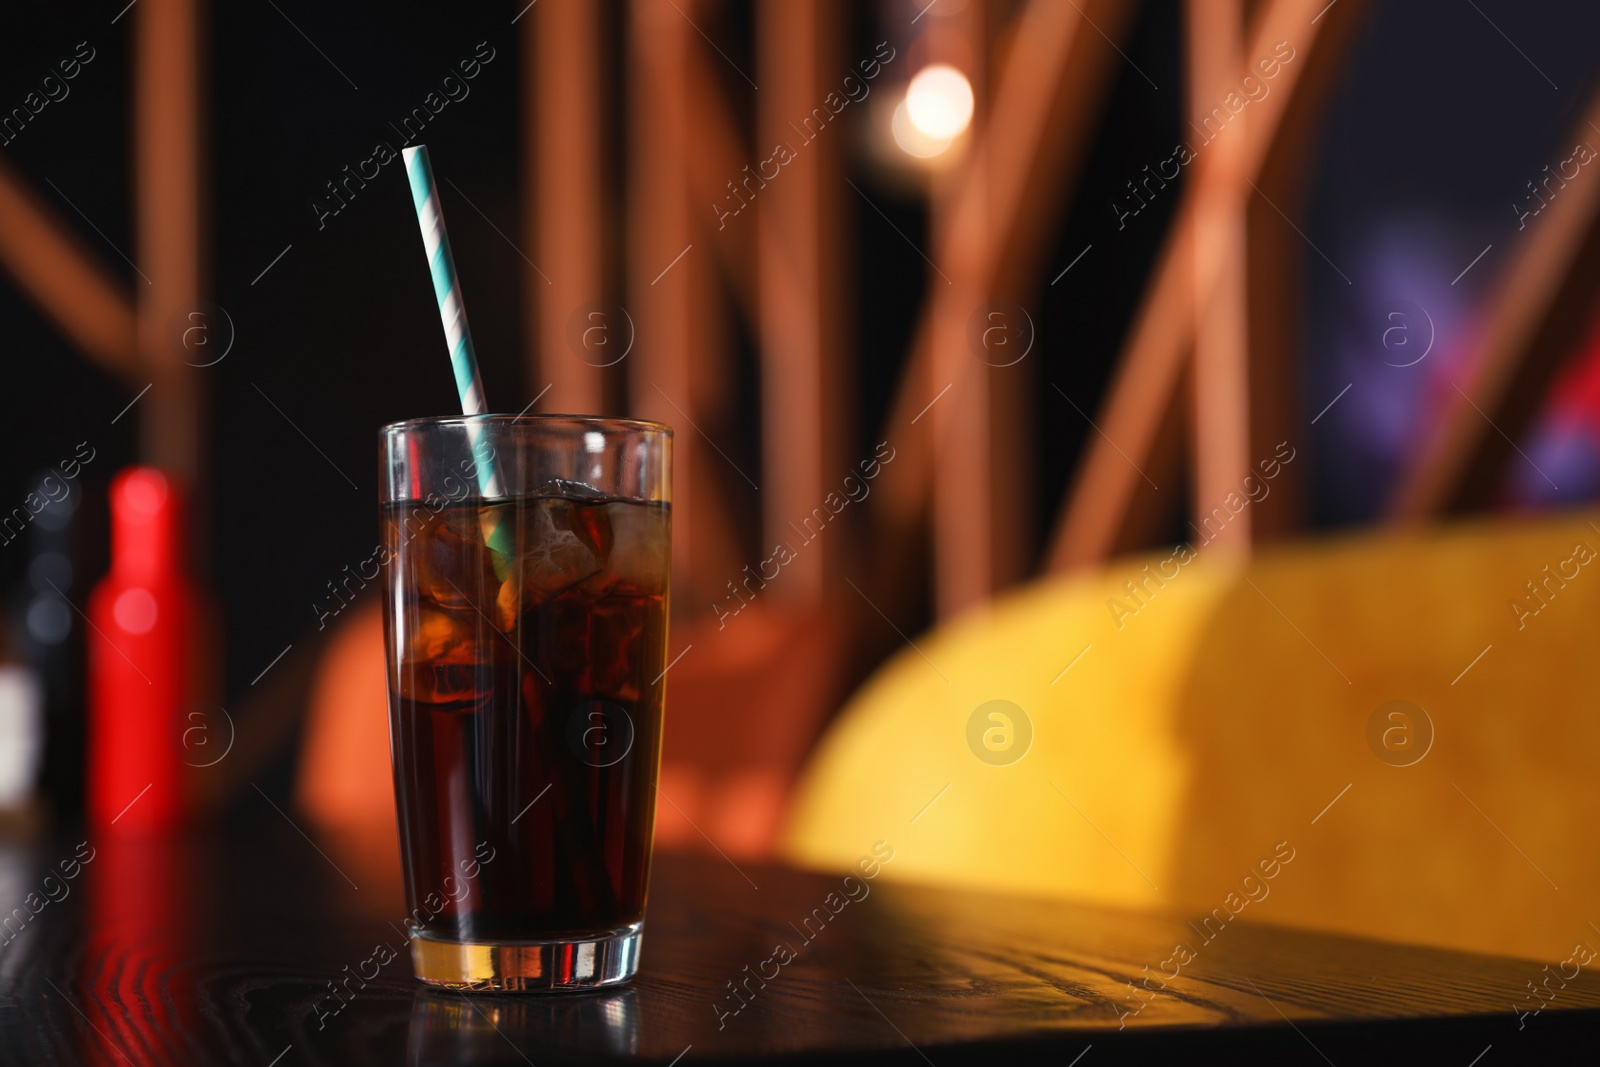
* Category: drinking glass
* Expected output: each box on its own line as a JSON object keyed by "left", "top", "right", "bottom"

{"left": 378, "top": 415, "right": 671, "bottom": 990}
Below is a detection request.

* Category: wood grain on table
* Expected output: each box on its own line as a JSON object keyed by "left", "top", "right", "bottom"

{"left": 1, "top": 820, "right": 1597, "bottom": 1065}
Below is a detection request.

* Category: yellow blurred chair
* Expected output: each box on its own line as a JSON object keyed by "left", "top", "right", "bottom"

{"left": 784, "top": 511, "right": 1600, "bottom": 962}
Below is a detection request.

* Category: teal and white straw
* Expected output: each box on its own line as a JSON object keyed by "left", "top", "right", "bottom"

{"left": 404, "top": 145, "right": 493, "bottom": 423}
{"left": 403, "top": 144, "right": 514, "bottom": 565}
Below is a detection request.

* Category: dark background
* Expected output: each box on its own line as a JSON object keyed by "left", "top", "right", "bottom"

{"left": 1, "top": 0, "right": 1596, "bottom": 704}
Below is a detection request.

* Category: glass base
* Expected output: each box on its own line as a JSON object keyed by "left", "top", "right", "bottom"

{"left": 410, "top": 922, "right": 644, "bottom": 992}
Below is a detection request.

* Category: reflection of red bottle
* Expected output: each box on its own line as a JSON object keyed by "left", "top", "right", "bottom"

{"left": 87, "top": 468, "right": 194, "bottom": 833}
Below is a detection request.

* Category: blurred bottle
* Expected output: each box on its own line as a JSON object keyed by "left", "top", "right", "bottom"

{"left": 86, "top": 469, "right": 198, "bottom": 833}
{"left": 10, "top": 468, "right": 103, "bottom": 819}
{"left": 0, "top": 622, "right": 44, "bottom": 826}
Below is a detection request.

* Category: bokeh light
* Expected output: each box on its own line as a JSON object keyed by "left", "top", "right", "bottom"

{"left": 891, "top": 98, "right": 954, "bottom": 158}
{"left": 904, "top": 63, "right": 974, "bottom": 140}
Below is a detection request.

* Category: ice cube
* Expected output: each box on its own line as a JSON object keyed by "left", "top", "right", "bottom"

{"left": 494, "top": 498, "right": 605, "bottom": 629}
{"left": 530, "top": 478, "right": 609, "bottom": 501}
{"left": 400, "top": 607, "right": 489, "bottom": 705}
{"left": 523, "top": 498, "right": 604, "bottom": 592}
{"left": 592, "top": 501, "right": 668, "bottom": 596}
{"left": 495, "top": 575, "right": 521, "bottom": 633}
{"left": 569, "top": 497, "right": 614, "bottom": 562}
{"left": 416, "top": 522, "right": 483, "bottom": 610}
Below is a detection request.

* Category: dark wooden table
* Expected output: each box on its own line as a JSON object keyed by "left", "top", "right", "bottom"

{"left": 2, "top": 816, "right": 1598, "bottom": 1065}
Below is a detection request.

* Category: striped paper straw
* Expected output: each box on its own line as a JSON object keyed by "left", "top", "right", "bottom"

{"left": 402, "top": 145, "right": 514, "bottom": 563}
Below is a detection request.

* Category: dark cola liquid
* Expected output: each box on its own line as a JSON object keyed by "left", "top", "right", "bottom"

{"left": 382, "top": 495, "right": 669, "bottom": 942}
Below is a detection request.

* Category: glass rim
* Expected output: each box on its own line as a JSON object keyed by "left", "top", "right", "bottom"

{"left": 379, "top": 413, "right": 673, "bottom": 438}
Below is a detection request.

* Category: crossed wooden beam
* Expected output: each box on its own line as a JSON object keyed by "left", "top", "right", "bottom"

{"left": 1045, "top": 0, "right": 1364, "bottom": 573}
{"left": 8, "top": 0, "right": 1596, "bottom": 622}
{"left": 0, "top": 0, "right": 203, "bottom": 485}
{"left": 1388, "top": 79, "right": 1600, "bottom": 519}
{"left": 849, "top": 0, "right": 1372, "bottom": 609}
{"left": 869, "top": 0, "right": 1139, "bottom": 614}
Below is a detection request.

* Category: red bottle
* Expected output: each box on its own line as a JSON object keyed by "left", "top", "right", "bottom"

{"left": 86, "top": 468, "right": 195, "bottom": 833}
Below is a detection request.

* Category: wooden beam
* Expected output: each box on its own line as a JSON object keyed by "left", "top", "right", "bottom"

{"left": 1047, "top": 218, "right": 1195, "bottom": 571}
{"left": 531, "top": 0, "right": 606, "bottom": 414}
{"left": 1241, "top": 2, "right": 1343, "bottom": 543}
{"left": 868, "top": 0, "right": 1137, "bottom": 612}
{"left": 927, "top": 0, "right": 1019, "bottom": 618}
{"left": 630, "top": 0, "right": 696, "bottom": 589}
{"left": 943, "top": 0, "right": 1134, "bottom": 300}
{"left": 0, "top": 157, "right": 139, "bottom": 382}
{"left": 135, "top": 0, "right": 204, "bottom": 484}
{"left": 628, "top": 0, "right": 744, "bottom": 604}
{"left": 1186, "top": 0, "right": 1252, "bottom": 554}
{"left": 1389, "top": 81, "right": 1600, "bottom": 519}
{"left": 756, "top": 0, "right": 845, "bottom": 601}
{"left": 684, "top": 53, "right": 758, "bottom": 332}
{"left": 1047, "top": 0, "right": 1363, "bottom": 572}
